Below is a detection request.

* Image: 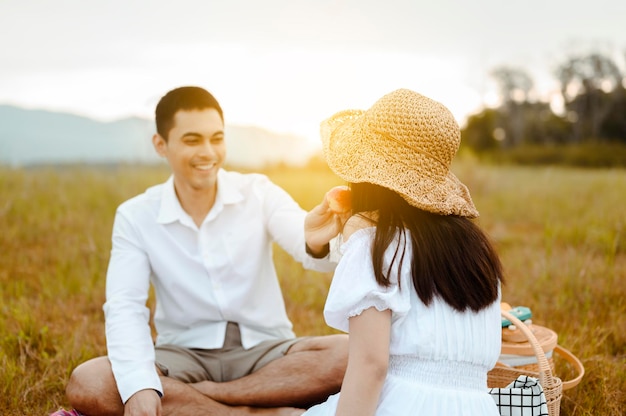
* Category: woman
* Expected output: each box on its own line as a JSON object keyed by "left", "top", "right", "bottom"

{"left": 305, "top": 89, "right": 503, "bottom": 415}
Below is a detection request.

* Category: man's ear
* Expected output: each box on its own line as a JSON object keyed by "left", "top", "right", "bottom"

{"left": 152, "top": 134, "right": 167, "bottom": 156}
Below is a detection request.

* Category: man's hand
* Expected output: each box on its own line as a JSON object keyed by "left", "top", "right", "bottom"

{"left": 304, "top": 188, "right": 352, "bottom": 254}
{"left": 124, "top": 389, "right": 162, "bottom": 416}
{"left": 326, "top": 186, "right": 352, "bottom": 214}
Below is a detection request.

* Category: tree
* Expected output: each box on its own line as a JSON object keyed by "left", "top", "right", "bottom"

{"left": 461, "top": 108, "right": 501, "bottom": 151}
{"left": 490, "top": 67, "right": 534, "bottom": 147}
{"left": 600, "top": 85, "right": 626, "bottom": 142}
{"left": 555, "top": 53, "right": 623, "bottom": 142}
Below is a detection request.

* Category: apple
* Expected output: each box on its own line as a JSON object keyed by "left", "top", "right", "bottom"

{"left": 326, "top": 186, "right": 352, "bottom": 213}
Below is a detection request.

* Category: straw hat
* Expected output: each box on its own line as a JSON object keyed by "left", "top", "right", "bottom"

{"left": 320, "top": 88, "right": 478, "bottom": 218}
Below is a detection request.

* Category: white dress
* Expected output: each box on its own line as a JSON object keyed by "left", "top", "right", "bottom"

{"left": 304, "top": 228, "right": 501, "bottom": 416}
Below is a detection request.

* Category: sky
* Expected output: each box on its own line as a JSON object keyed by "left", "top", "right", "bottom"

{"left": 1, "top": 0, "right": 626, "bottom": 144}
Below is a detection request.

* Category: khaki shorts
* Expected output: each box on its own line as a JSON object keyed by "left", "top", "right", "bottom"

{"left": 155, "top": 322, "right": 306, "bottom": 383}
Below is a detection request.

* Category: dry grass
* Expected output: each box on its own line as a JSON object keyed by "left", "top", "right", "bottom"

{"left": 0, "top": 160, "right": 624, "bottom": 415}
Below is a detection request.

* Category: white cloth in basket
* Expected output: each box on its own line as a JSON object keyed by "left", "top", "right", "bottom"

{"left": 488, "top": 375, "right": 549, "bottom": 416}
{"left": 304, "top": 228, "right": 501, "bottom": 415}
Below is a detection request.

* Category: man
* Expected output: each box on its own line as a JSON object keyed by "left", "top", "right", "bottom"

{"left": 59, "top": 86, "right": 348, "bottom": 416}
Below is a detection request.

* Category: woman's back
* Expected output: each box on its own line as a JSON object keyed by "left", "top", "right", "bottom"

{"left": 308, "top": 227, "right": 501, "bottom": 415}
{"left": 326, "top": 227, "right": 501, "bottom": 366}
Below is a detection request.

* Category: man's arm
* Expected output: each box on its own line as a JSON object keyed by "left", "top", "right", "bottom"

{"left": 304, "top": 190, "right": 350, "bottom": 256}
{"left": 260, "top": 176, "right": 340, "bottom": 270}
{"left": 104, "top": 209, "right": 163, "bottom": 404}
{"left": 124, "top": 389, "right": 162, "bottom": 416}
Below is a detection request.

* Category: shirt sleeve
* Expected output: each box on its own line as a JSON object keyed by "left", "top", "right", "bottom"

{"left": 323, "top": 228, "right": 411, "bottom": 333}
{"left": 256, "top": 175, "right": 337, "bottom": 272}
{"left": 103, "top": 209, "right": 163, "bottom": 403}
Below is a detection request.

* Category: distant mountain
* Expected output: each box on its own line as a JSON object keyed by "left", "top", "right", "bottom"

{"left": 0, "top": 105, "right": 317, "bottom": 168}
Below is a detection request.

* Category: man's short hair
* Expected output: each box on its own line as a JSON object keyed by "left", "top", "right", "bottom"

{"left": 155, "top": 86, "right": 224, "bottom": 141}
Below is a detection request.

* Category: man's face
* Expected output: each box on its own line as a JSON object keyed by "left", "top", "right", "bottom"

{"left": 153, "top": 108, "right": 226, "bottom": 194}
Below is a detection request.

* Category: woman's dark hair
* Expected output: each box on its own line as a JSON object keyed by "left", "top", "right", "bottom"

{"left": 350, "top": 182, "right": 503, "bottom": 312}
{"left": 155, "top": 86, "right": 224, "bottom": 141}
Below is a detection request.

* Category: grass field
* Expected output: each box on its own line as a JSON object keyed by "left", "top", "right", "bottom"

{"left": 0, "top": 160, "right": 624, "bottom": 415}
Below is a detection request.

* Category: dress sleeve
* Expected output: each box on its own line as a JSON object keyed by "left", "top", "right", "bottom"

{"left": 323, "top": 228, "right": 411, "bottom": 333}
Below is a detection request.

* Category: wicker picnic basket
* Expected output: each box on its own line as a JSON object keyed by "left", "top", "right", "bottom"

{"left": 498, "top": 308, "right": 585, "bottom": 388}
{"left": 488, "top": 310, "right": 564, "bottom": 416}
{"left": 501, "top": 341, "right": 585, "bottom": 391}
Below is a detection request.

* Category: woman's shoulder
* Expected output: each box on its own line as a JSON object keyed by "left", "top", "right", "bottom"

{"left": 342, "top": 212, "right": 377, "bottom": 242}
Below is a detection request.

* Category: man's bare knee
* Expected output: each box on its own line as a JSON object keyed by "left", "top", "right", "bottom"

{"left": 321, "top": 334, "right": 349, "bottom": 377}
{"left": 291, "top": 334, "right": 348, "bottom": 356}
{"left": 289, "top": 334, "right": 348, "bottom": 379}
{"left": 289, "top": 334, "right": 348, "bottom": 353}
{"left": 66, "top": 356, "right": 123, "bottom": 415}
{"left": 67, "top": 356, "right": 109, "bottom": 398}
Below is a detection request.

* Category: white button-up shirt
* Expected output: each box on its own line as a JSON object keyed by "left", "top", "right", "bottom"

{"left": 103, "top": 169, "right": 336, "bottom": 403}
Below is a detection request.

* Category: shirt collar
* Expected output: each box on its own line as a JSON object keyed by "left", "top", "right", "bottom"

{"left": 157, "top": 169, "right": 244, "bottom": 225}
{"left": 216, "top": 169, "right": 245, "bottom": 205}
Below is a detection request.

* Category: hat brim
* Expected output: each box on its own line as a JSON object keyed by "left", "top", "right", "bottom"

{"left": 321, "top": 110, "right": 479, "bottom": 218}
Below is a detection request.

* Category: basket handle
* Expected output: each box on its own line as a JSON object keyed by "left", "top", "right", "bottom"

{"left": 554, "top": 344, "right": 585, "bottom": 390}
{"left": 500, "top": 309, "right": 558, "bottom": 389}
